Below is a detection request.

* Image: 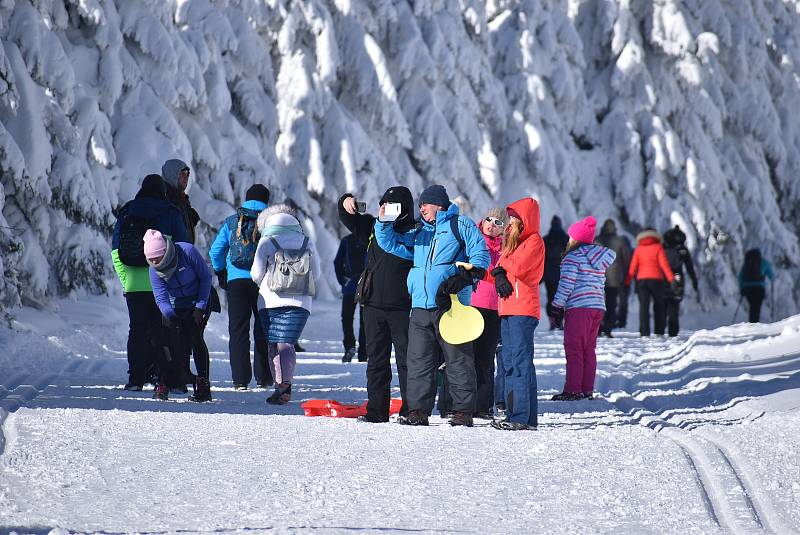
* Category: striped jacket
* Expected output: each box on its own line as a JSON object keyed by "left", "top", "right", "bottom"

{"left": 552, "top": 244, "right": 616, "bottom": 310}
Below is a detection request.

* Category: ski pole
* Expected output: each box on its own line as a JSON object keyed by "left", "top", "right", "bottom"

{"left": 732, "top": 295, "right": 743, "bottom": 324}
{"left": 770, "top": 282, "right": 775, "bottom": 323}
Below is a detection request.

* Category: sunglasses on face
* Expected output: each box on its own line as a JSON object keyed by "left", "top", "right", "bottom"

{"left": 485, "top": 216, "right": 505, "bottom": 227}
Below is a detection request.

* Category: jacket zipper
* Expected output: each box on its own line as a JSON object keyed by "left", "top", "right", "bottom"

{"left": 515, "top": 281, "right": 519, "bottom": 298}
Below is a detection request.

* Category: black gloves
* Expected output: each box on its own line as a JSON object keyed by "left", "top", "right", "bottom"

{"left": 192, "top": 307, "right": 206, "bottom": 326}
{"left": 491, "top": 267, "right": 513, "bottom": 299}
{"left": 551, "top": 306, "right": 565, "bottom": 325}
{"left": 215, "top": 270, "right": 227, "bottom": 290}
{"left": 435, "top": 288, "right": 453, "bottom": 312}
{"left": 162, "top": 315, "right": 176, "bottom": 329}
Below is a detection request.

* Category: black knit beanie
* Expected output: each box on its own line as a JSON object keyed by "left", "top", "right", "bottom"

{"left": 245, "top": 184, "right": 270, "bottom": 204}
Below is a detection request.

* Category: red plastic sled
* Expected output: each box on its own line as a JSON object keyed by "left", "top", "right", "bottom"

{"left": 301, "top": 398, "right": 403, "bottom": 418}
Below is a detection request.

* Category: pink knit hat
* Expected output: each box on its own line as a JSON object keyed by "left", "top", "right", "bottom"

{"left": 568, "top": 216, "right": 597, "bottom": 244}
{"left": 143, "top": 229, "right": 167, "bottom": 259}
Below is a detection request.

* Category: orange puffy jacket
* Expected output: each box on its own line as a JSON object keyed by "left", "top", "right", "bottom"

{"left": 625, "top": 230, "right": 675, "bottom": 285}
{"left": 497, "top": 198, "right": 545, "bottom": 318}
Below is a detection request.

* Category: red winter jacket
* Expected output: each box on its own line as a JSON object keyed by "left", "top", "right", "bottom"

{"left": 497, "top": 198, "right": 545, "bottom": 318}
{"left": 624, "top": 230, "right": 675, "bottom": 286}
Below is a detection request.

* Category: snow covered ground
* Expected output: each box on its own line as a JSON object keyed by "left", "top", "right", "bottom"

{"left": 1, "top": 295, "right": 800, "bottom": 534}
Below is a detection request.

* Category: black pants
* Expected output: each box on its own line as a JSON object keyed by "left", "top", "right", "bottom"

{"left": 544, "top": 280, "right": 561, "bottom": 328}
{"left": 602, "top": 287, "right": 619, "bottom": 335}
{"left": 666, "top": 298, "right": 681, "bottom": 336}
{"left": 342, "top": 293, "right": 366, "bottom": 356}
{"left": 364, "top": 306, "right": 409, "bottom": 420}
{"left": 125, "top": 292, "right": 162, "bottom": 386}
{"left": 617, "top": 285, "right": 630, "bottom": 328}
{"left": 473, "top": 308, "right": 500, "bottom": 414}
{"left": 742, "top": 286, "right": 765, "bottom": 323}
{"left": 636, "top": 279, "right": 666, "bottom": 336}
{"left": 163, "top": 308, "right": 210, "bottom": 382}
{"left": 406, "top": 308, "right": 476, "bottom": 414}
{"left": 227, "top": 279, "right": 271, "bottom": 386}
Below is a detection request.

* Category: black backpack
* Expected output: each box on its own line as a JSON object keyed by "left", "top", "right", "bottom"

{"left": 228, "top": 207, "right": 261, "bottom": 269}
{"left": 743, "top": 249, "right": 764, "bottom": 282}
{"left": 117, "top": 206, "right": 154, "bottom": 267}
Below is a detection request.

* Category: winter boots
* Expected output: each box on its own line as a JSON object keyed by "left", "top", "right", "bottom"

{"left": 448, "top": 412, "right": 474, "bottom": 427}
{"left": 266, "top": 383, "right": 292, "bottom": 405}
{"left": 153, "top": 383, "right": 169, "bottom": 401}
{"left": 491, "top": 419, "right": 531, "bottom": 431}
{"left": 342, "top": 347, "right": 356, "bottom": 363}
{"left": 399, "top": 409, "right": 429, "bottom": 426}
{"left": 551, "top": 391, "right": 584, "bottom": 401}
{"left": 188, "top": 377, "right": 212, "bottom": 402}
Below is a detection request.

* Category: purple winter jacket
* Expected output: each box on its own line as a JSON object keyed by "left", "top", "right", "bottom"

{"left": 149, "top": 242, "right": 212, "bottom": 320}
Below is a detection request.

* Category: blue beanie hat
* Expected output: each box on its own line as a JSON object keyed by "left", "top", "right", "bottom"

{"left": 419, "top": 184, "right": 449, "bottom": 208}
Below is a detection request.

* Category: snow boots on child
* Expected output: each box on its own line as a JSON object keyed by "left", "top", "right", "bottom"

{"left": 188, "top": 377, "right": 212, "bottom": 402}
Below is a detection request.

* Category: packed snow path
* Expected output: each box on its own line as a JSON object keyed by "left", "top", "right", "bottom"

{"left": 1, "top": 297, "right": 799, "bottom": 534}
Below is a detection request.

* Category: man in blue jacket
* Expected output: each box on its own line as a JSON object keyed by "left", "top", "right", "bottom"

{"left": 209, "top": 184, "right": 272, "bottom": 390}
{"left": 111, "top": 174, "right": 189, "bottom": 390}
{"left": 375, "top": 185, "right": 489, "bottom": 427}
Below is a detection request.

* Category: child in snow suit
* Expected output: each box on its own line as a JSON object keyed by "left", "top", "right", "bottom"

{"left": 662, "top": 225, "right": 699, "bottom": 336}
{"left": 739, "top": 249, "right": 774, "bottom": 323}
{"left": 209, "top": 184, "right": 272, "bottom": 390}
{"left": 624, "top": 229, "right": 675, "bottom": 336}
{"left": 145, "top": 230, "right": 213, "bottom": 402}
{"left": 490, "top": 198, "right": 545, "bottom": 430}
{"left": 550, "top": 217, "right": 616, "bottom": 401}
{"left": 251, "top": 205, "right": 320, "bottom": 405}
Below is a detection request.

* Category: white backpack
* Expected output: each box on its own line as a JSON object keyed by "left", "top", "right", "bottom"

{"left": 265, "top": 236, "right": 316, "bottom": 296}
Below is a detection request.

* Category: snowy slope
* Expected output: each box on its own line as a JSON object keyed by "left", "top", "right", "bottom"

{"left": 1, "top": 295, "right": 800, "bottom": 533}
{"left": 0, "top": 0, "right": 799, "bottom": 314}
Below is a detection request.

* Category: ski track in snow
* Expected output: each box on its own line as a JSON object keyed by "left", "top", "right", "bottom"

{"left": 1, "top": 297, "right": 799, "bottom": 534}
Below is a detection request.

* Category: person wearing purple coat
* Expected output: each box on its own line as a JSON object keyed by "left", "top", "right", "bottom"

{"left": 145, "top": 229, "right": 213, "bottom": 402}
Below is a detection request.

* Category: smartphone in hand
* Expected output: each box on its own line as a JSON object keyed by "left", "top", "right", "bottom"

{"left": 356, "top": 201, "right": 367, "bottom": 213}
{"left": 380, "top": 202, "right": 401, "bottom": 222}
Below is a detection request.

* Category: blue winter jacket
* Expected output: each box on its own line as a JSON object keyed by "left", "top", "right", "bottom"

{"left": 375, "top": 203, "right": 490, "bottom": 309}
{"left": 553, "top": 244, "right": 616, "bottom": 310}
{"left": 150, "top": 242, "right": 213, "bottom": 320}
{"left": 739, "top": 259, "right": 774, "bottom": 289}
{"left": 209, "top": 200, "right": 268, "bottom": 282}
{"left": 111, "top": 197, "right": 190, "bottom": 293}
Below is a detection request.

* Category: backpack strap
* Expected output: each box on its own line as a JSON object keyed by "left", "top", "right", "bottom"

{"left": 449, "top": 216, "right": 466, "bottom": 263}
{"left": 268, "top": 236, "right": 282, "bottom": 253}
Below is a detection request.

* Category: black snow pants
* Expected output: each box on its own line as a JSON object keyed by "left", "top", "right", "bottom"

{"left": 636, "top": 279, "right": 666, "bottom": 336}
{"left": 364, "top": 306, "right": 409, "bottom": 421}
{"left": 124, "top": 292, "right": 161, "bottom": 386}
{"left": 227, "top": 279, "right": 271, "bottom": 386}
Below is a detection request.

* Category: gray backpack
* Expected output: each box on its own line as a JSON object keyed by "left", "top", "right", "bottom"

{"left": 265, "top": 236, "right": 316, "bottom": 296}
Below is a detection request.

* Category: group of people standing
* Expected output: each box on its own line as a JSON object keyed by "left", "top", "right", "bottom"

{"left": 112, "top": 160, "right": 318, "bottom": 405}
{"left": 113, "top": 163, "right": 774, "bottom": 426}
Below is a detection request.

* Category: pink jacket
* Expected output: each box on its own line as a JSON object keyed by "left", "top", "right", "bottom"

{"left": 471, "top": 227, "right": 503, "bottom": 311}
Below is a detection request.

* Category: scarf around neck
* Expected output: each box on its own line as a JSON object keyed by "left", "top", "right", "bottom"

{"left": 153, "top": 239, "right": 178, "bottom": 280}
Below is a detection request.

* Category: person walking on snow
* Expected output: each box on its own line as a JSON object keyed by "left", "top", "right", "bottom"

{"left": 489, "top": 198, "right": 545, "bottom": 430}
{"left": 662, "top": 225, "right": 699, "bottom": 337}
{"left": 111, "top": 174, "right": 190, "bottom": 391}
{"left": 334, "top": 232, "right": 368, "bottom": 363}
{"left": 542, "top": 216, "right": 570, "bottom": 329}
{"left": 162, "top": 158, "right": 200, "bottom": 244}
{"left": 375, "top": 185, "right": 489, "bottom": 427}
{"left": 594, "top": 219, "right": 631, "bottom": 337}
{"left": 145, "top": 230, "right": 214, "bottom": 402}
{"left": 739, "top": 248, "right": 774, "bottom": 323}
{"left": 337, "top": 188, "right": 416, "bottom": 423}
{"left": 550, "top": 217, "right": 616, "bottom": 401}
{"left": 469, "top": 207, "right": 507, "bottom": 420}
{"left": 209, "top": 184, "right": 273, "bottom": 390}
{"left": 624, "top": 229, "right": 675, "bottom": 336}
{"left": 251, "top": 205, "right": 320, "bottom": 405}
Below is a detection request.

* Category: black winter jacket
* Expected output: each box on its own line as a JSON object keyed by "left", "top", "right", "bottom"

{"left": 338, "top": 193, "right": 413, "bottom": 310}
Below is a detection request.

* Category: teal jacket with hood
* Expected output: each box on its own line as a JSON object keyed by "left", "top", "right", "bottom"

{"left": 374, "top": 203, "right": 489, "bottom": 309}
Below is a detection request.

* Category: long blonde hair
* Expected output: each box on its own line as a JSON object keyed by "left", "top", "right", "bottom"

{"left": 502, "top": 217, "right": 523, "bottom": 255}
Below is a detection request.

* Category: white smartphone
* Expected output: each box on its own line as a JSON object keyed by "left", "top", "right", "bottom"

{"left": 380, "top": 202, "right": 402, "bottom": 222}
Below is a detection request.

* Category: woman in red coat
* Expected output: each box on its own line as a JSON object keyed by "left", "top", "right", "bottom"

{"left": 624, "top": 228, "right": 675, "bottom": 336}
{"left": 489, "top": 198, "right": 545, "bottom": 430}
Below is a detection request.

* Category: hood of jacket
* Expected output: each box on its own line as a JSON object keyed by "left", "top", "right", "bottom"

{"left": 380, "top": 186, "right": 415, "bottom": 232}
{"left": 161, "top": 159, "right": 189, "bottom": 188}
{"left": 426, "top": 202, "right": 459, "bottom": 228}
{"left": 575, "top": 244, "right": 614, "bottom": 269}
{"left": 506, "top": 197, "right": 541, "bottom": 242}
{"left": 123, "top": 197, "right": 177, "bottom": 219}
{"left": 636, "top": 229, "right": 661, "bottom": 245}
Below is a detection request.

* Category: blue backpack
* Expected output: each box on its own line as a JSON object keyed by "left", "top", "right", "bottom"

{"left": 228, "top": 207, "right": 261, "bottom": 269}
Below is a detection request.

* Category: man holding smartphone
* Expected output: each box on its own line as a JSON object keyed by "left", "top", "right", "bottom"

{"left": 337, "top": 187, "right": 416, "bottom": 422}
